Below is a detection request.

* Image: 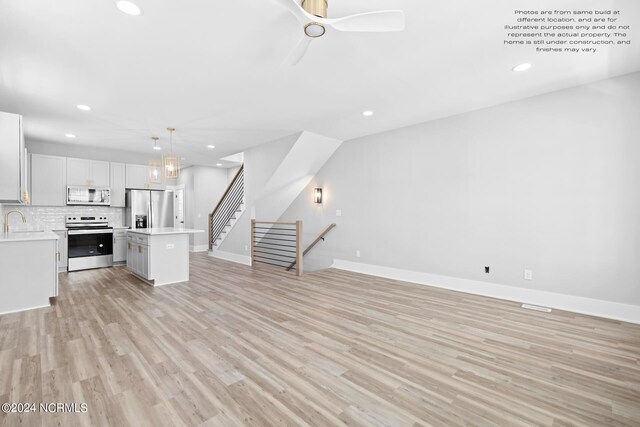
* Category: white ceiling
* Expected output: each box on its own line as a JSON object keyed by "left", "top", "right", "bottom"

{"left": 1, "top": 0, "right": 639, "bottom": 166}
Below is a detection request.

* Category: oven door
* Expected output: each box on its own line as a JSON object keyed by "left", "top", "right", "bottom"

{"left": 67, "top": 229, "right": 114, "bottom": 271}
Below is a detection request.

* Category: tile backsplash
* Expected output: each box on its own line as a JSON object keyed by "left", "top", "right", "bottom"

{"left": 0, "top": 205, "right": 125, "bottom": 230}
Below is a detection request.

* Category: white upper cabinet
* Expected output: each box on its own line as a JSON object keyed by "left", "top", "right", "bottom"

{"left": 66, "top": 158, "right": 90, "bottom": 186}
{"left": 0, "top": 111, "right": 27, "bottom": 204}
{"left": 91, "top": 161, "right": 110, "bottom": 187}
{"left": 30, "top": 154, "right": 67, "bottom": 206}
{"left": 67, "top": 158, "right": 110, "bottom": 187}
{"left": 125, "top": 163, "right": 164, "bottom": 190}
{"left": 110, "top": 162, "right": 126, "bottom": 207}
{"left": 126, "top": 164, "right": 148, "bottom": 189}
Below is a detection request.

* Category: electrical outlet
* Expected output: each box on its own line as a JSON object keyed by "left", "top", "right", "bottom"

{"left": 485, "top": 266, "right": 490, "bottom": 274}
{"left": 166, "top": 244, "right": 174, "bottom": 249}
{"left": 356, "top": 250, "right": 361, "bottom": 258}
{"left": 336, "top": 210, "right": 342, "bottom": 217}
{"left": 524, "top": 269, "right": 533, "bottom": 280}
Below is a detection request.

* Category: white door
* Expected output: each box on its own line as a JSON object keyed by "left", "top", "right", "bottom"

{"left": 113, "top": 233, "right": 127, "bottom": 263}
{"left": 125, "top": 164, "right": 148, "bottom": 189}
{"left": 67, "top": 158, "right": 91, "bottom": 186}
{"left": 127, "top": 241, "right": 137, "bottom": 274}
{"left": 110, "top": 163, "right": 126, "bottom": 207}
{"left": 30, "top": 154, "right": 67, "bottom": 206}
{"left": 90, "top": 160, "right": 110, "bottom": 187}
{"left": 173, "top": 186, "right": 185, "bottom": 228}
{"left": 138, "top": 245, "right": 149, "bottom": 278}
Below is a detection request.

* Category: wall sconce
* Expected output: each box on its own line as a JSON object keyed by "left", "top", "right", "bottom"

{"left": 313, "top": 187, "right": 323, "bottom": 204}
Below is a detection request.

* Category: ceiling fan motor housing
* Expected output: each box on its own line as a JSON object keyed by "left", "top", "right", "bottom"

{"left": 302, "top": 0, "right": 327, "bottom": 18}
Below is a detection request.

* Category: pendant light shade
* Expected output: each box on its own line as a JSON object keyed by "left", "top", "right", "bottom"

{"left": 148, "top": 137, "right": 163, "bottom": 184}
{"left": 163, "top": 127, "right": 180, "bottom": 180}
{"left": 148, "top": 159, "right": 162, "bottom": 183}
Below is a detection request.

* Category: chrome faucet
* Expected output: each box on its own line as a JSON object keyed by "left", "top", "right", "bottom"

{"left": 3, "top": 210, "right": 26, "bottom": 233}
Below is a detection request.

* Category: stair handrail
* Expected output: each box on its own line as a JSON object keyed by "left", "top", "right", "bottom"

{"left": 210, "top": 164, "right": 244, "bottom": 219}
{"left": 209, "top": 164, "right": 244, "bottom": 250}
{"left": 286, "top": 223, "right": 336, "bottom": 271}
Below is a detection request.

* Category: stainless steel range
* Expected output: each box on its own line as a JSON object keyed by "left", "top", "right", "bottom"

{"left": 66, "top": 215, "right": 113, "bottom": 271}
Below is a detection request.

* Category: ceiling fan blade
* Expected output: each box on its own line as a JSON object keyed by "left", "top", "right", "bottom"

{"left": 283, "top": 37, "right": 312, "bottom": 66}
{"left": 322, "top": 10, "right": 405, "bottom": 32}
{"left": 269, "top": 0, "right": 312, "bottom": 23}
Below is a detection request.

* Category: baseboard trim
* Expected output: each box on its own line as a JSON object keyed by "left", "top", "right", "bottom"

{"left": 190, "top": 245, "right": 209, "bottom": 253}
{"left": 0, "top": 303, "right": 51, "bottom": 316}
{"left": 208, "top": 250, "right": 252, "bottom": 266}
{"left": 331, "top": 259, "right": 640, "bottom": 325}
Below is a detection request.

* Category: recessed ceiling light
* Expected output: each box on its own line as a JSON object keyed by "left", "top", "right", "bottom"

{"left": 77, "top": 104, "right": 91, "bottom": 111}
{"left": 116, "top": 1, "right": 142, "bottom": 16}
{"left": 65, "top": 134, "right": 76, "bottom": 138}
{"left": 512, "top": 63, "right": 532, "bottom": 72}
{"left": 362, "top": 110, "right": 374, "bottom": 117}
{"left": 216, "top": 163, "right": 223, "bottom": 167}
{"left": 153, "top": 146, "right": 162, "bottom": 151}
{"left": 207, "top": 145, "right": 215, "bottom": 149}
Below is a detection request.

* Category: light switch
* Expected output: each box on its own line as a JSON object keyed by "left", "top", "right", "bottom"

{"left": 336, "top": 210, "right": 342, "bottom": 217}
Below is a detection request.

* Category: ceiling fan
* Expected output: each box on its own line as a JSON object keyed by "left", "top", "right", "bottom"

{"left": 273, "top": 0, "right": 406, "bottom": 66}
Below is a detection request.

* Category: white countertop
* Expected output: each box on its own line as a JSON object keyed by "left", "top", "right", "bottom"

{"left": 0, "top": 231, "right": 60, "bottom": 243}
{"left": 127, "top": 228, "right": 204, "bottom": 236}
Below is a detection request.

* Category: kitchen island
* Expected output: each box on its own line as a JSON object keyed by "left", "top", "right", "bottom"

{"left": 126, "top": 228, "right": 203, "bottom": 286}
{"left": 0, "top": 231, "right": 59, "bottom": 314}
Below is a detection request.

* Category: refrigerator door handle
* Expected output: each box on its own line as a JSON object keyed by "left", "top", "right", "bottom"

{"left": 149, "top": 195, "right": 153, "bottom": 229}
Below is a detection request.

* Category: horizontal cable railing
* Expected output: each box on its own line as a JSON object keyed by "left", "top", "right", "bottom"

{"left": 286, "top": 223, "right": 336, "bottom": 271}
{"left": 251, "top": 220, "right": 303, "bottom": 276}
{"left": 209, "top": 165, "right": 244, "bottom": 250}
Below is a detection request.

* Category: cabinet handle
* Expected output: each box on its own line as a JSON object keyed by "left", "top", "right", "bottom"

{"left": 128, "top": 243, "right": 131, "bottom": 249}
{"left": 57, "top": 252, "right": 60, "bottom": 261}
{"left": 138, "top": 246, "right": 142, "bottom": 253}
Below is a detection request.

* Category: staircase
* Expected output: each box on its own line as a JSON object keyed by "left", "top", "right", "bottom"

{"left": 208, "top": 165, "right": 245, "bottom": 250}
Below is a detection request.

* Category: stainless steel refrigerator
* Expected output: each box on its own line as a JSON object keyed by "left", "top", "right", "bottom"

{"left": 125, "top": 190, "right": 174, "bottom": 229}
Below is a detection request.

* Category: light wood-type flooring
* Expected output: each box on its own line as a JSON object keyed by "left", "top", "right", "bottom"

{"left": 1, "top": 253, "right": 639, "bottom": 426}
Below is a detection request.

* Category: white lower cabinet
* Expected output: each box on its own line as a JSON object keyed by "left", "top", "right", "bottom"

{"left": 138, "top": 244, "right": 149, "bottom": 277}
{"left": 127, "top": 236, "right": 150, "bottom": 279}
{"left": 0, "top": 236, "right": 58, "bottom": 314}
{"left": 53, "top": 230, "right": 68, "bottom": 272}
{"left": 113, "top": 230, "right": 128, "bottom": 263}
{"left": 127, "top": 240, "right": 137, "bottom": 274}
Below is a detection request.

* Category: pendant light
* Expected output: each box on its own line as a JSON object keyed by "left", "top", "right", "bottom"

{"left": 148, "top": 136, "right": 162, "bottom": 184}
{"left": 163, "top": 127, "right": 180, "bottom": 180}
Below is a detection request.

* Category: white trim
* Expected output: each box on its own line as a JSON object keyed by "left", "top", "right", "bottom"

{"left": 0, "top": 303, "right": 51, "bottom": 316}
{"left": 331, "top": 259, "right": 640, "bottom": 325}
{"left": 208, "top": 250, "right": 252, "bottom": 266}
{"left": 190, "top": 245, "right": 209, "bottom": 253}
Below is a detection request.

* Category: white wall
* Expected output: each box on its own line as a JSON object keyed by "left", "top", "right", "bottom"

{"left": 177, "top": 166, "right": 196, "bottom": 246}
{"left": 178, "top": 166, "right": 230, "bottom": 250}
{"left": 279, "top": 72, "right": 640, "bottom": 307}
{"left": 218, "top": 133, "right": 300, "bottom": 255}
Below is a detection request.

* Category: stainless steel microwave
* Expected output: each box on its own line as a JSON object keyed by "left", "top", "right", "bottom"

{"left": 67, "top": 186, "right": 111, "bottom": 206}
